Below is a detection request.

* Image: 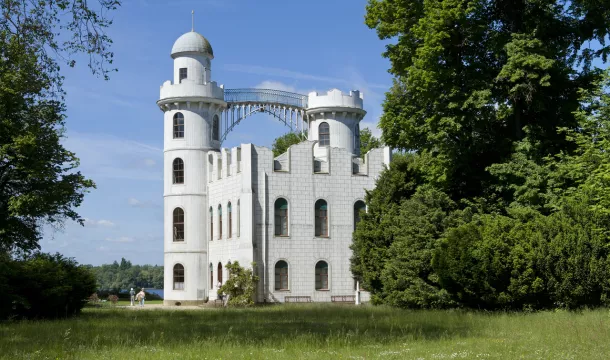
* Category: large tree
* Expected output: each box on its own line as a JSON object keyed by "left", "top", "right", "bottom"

{"left": 366, "top": 0, "right": 610, "bottom": 200}
{"left": 0, "top": 1, "right": 120, "bottom": 253}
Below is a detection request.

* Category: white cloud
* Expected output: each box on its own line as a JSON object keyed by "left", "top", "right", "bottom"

{"left": 255, "top": 80, "right": 296, "bottom": 93}
{"left": 225, "top": 64, "right": 389, "bottom": 91}
{"left": 96, "top": 246, "right": 109, "bottom": 252}
{"left": 63, "top": 132, "right": 162, "bottom": 182}
{"left": 127, "top": 197, "right": 157, "bottom": 208}
{"left": 83, "top": 218, "right": 116, "bottom": 228}
{"left": 105, "top": 237, "right": 135, "bottom": 243}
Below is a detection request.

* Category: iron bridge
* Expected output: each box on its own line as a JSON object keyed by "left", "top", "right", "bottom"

{"left": 220, "top": 88, "right": 309, "bottom": 144}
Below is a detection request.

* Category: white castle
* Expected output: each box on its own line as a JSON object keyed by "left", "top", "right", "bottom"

{"left": 158, "top": 29, "right": 391, "bottom": 305}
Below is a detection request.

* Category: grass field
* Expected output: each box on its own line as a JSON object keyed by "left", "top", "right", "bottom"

{"left": 1, "top": 305, "right": 608, "bottom": 359}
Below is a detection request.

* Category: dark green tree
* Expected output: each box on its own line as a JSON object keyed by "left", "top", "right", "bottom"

{"left": 365, "top": 0, "right": 610, "bottom": 200}
{"left": 271, "top": 132, "right": 307, "bottom": 157}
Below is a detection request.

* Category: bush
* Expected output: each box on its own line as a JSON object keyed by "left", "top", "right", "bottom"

{"left": 107, "top": 295, "right": 119, "bottom": 304}
{"left": 218, "top": 261, "right": 259, "bottom": 307}
{"left": 0, "top": 252, "right": 96, "bottom": 319}
{"left": 433, "top": 199, "right": 610, "bottom": 310}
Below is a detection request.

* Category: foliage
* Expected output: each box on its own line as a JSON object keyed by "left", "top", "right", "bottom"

{"left": 0, "top": 0, "right": 121, "bottom": 81}
{"left": 271, "top": 132, "right": 307, "bottom": 157}
{"left": 88, "top": 293, "right": 100, "bottom": 304}
{"left": 217, "top": 261, "right": 259, "bottom": 307}
{"left": 353, "top": 0, "right": 610, "bottom": 310}
{"left": 89, "top": 258, "right": 164, "bottom": 291}
{"left": 107, "top": 295, "right": 118, "bottom": 304}
{"left": 434, "top": 198, "right": 610, "bottom": 310}
{"left": 0, "top": 35, "right": 95, "bottom": 253}
{"left": 359, "top": 128, "right": 382, "bottom": 156}
{"left": 2, "top": 306, "right": 610, "bottom": 358}
{"left": 0, "top": 252, "right": 96, "bottom": 319}
{"left": 366, "top": 0, "right": 609, "bottom": 200}
{"left": 0, "top": 1, "right": 120, "bottom": 254}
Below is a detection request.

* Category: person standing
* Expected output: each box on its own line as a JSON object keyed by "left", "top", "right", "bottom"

{"left": 129, "top": 288, "right": 135, "bottom": 306}
{"left": 136, "top": 288, "right": 146, "bottom": 307}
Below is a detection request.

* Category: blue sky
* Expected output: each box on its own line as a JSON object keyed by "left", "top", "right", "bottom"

{"left": 40, "top": 0, "right": 393, "bottom": 266}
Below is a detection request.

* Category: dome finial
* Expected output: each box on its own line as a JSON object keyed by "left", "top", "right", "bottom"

{"left": 191, "top": 10, "right": 194, "bottom": 32}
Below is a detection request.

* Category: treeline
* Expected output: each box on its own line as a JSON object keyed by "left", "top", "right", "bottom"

{"left": 352, "top": 0, "right": 610, "bottom": 310}
{"left": 89, "top": 258, "right": 163, "bottom": 291}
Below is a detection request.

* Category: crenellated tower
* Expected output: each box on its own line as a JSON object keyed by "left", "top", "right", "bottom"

{"left": 157, "top": 29, "right": 225, "bottom": 305}
{"left": 306, "top": 89, "right": 366, "bottom": 158}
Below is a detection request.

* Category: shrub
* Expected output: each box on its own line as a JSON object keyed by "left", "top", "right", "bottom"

{"left": 107, "top": 295, "right": 119, "bottom": 304}
{"left": 218, "top": 261, "right": 259, "bottom": 307}
{"left": 0, "top": 252, "right": 96, "bottom": 319}
{"left": 433, "top": 199, "right": 610, "bottom": 310}
{"left": 88, "top": 293, "right": 100, "bottom": 304}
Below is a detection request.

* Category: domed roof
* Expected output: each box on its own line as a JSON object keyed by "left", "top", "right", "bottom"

{"left": 171, "top": 31, "right": 214, "bottom": 59}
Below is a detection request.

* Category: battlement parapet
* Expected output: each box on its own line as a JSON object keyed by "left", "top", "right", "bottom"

{"left": 160, "top": 79, "right": 225, "bottom": 101}
{"left": 307, "top": 88, "right": 363, "bottom": 110}
{"left": 207, "top": 146, "right": 242, "bottom": 182}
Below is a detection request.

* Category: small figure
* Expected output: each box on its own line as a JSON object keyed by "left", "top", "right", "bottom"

{"left": 129, "top": 288, "right": 135, "bottom": 306}
{"left": 136, "top": 288, "right": 146, "bottom": 307}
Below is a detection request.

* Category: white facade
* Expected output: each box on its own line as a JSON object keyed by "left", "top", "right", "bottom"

{"left": 159, "top": 30, "right": 390, "bottom": 305}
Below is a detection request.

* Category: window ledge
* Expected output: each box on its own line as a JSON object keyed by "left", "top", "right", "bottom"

{"left": 315, "top": 236, "right": 330, "bottom": 239}
{"left": 274, "top": 235, "right": 290, "bottom": 238}
{"left": 316, "top": 289, "right": 330, "bottom": 292}
{"left": 274, "top": 290, "right": 290, "bottom": 292}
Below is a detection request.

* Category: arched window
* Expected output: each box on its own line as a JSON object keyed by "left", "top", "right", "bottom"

{"left": 209, "top": 263, "right": 213, "bottom": 289}
{"left": 319, "top": 122, "right": 330, "bottom": 146}
{"left": 315, "top": 261, "right": 329, "bottom": 290}
{"left": 275, "top": 260, "right": 288, "bottom": 291}
{"left": 173, "top": 112, "right": 184, "bottom": 138}
{"left": 218, "top": 204, "right": 222, "bottom": 239}
{"left": 173, "top": 158, "right": 184, "bottom": 184}
{"left": 209, "top": 207, "right": 213, "bottom": 241}
{"left": 228, "top": 202, "right": 232, "bottom": 238}
{"left": 274, "top": 198, "right": 288, "bottom": 236}
{"left": 212, "top": 115, "right": 219, "bottom": 141}
{"left": 217, "top": 262, "right": 223, "bottom": 284}
{"left": 354, "top": 200, "right": 366, "bottom": 230}
{"left": 315, "top": 199, "right": 328, "bottom": 237}
{"left": 173, "top": 264, "right": 184, "bottom": 290}
{"left": 173, "top": 208, "right": 184, "bottom": 241}
{"left": 237, "top": 199, "right": 240, "bottom": 237}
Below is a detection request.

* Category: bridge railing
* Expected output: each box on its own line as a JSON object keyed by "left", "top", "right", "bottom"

{"left": 224, "top": 88, "right": 308, "bottom": 109}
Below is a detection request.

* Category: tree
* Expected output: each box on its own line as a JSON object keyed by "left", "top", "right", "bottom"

{"left": 0, "top": 1, "right": 120, "bottom": 253}
{"left": 359, "top": 128, "right": 382, "bottom": 156}
{"left": 272, "top": 132, "right": 307, "bottom": 157}
{"left": 217, "top": 261, "right": 259, "bottom": 307}
{"left": 365, "top": 0, "right": 610, "bottom": 201}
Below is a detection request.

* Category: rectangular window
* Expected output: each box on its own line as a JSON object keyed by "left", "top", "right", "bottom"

{"left": 275, "top": 267, "right": 288, "bottom": 290}
{"left": 275, "top": 209, "right": 288, "bottom": 236}
{"left": 179, "top": 68, "right": 187, "bottom": 82}
{"left": 315, "top": 209, "right": 328, "bottom": 237}
{"left": 315, "top": 269, "right": 328, "bottom": 290}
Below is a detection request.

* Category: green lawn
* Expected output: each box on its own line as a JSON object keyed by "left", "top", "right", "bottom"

{"left": 1, "top": 304, "right": 608, "bottom": 359}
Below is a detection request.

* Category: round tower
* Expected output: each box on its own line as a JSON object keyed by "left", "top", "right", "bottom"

{"left": 306, "top": 89, "right": 366, "bottom": 157}
{"left": 157, "top": 29, "right": 225, "bottom": 305}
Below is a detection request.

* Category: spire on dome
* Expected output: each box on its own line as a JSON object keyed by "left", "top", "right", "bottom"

{"left": 191, "top": 10, "right": 194, "bottom": 32}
